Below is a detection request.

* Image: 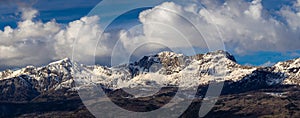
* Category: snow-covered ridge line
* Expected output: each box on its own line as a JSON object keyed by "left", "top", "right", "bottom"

{"left": 0, "top": 50, "right": 299, "bottom": 91}
{"left": 0, "top": 58, "right": 72, "bottom": 81}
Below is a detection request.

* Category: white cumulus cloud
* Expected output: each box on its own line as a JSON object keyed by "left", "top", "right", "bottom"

{"left": 0, "top": 7, "right": 108, "bottom": 68}
{"left": 1, "top": 0, "right": 300, "bottom": 69}
{"left": 127, "top": 0, "right": 300, "bottom": 54}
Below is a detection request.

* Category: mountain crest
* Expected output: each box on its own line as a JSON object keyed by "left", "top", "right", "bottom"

{"left": 205, "top": 50, "right": 237, "bottom": 62}
{"left": 49, "top": 58, "right": 72, "bottom": 66}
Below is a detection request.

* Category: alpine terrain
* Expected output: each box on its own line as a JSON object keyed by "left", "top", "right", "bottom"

{"left": 1, "top": 50, "right": 300, "bottom": 117}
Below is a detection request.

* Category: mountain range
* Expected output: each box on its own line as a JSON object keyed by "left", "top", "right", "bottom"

{"left": 1, "top": 50, "right": 300, "bottom": 117}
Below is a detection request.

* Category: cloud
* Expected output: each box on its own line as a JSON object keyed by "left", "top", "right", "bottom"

{"left": 1, "top": 0, "right": 300, "bottom": 69}
{"left": 0, "top": 7, "right": 108, "bottom": 68}
{"left": 0, "top": 10, "right": 59, "bottom": 68}
{"left": 54, "top": 16, "right": 113, "bottom": 65}
{"left": 0, "top": 0, "right": 37, "bottom": 6}
{"left": 244, "top": 0, "right": 263, "bottom": 20}
{"left": 129, "top": 0, "right": 300, "bottom": 54}
{"left": 107, "top": 0, "right": 300, "bottom": 65}
{"left": 114, "top": 2, "right": 209, "bottom": 58}
{"left": 296, "top": 0, "right": 300, "bottom": 7}
{"left": 20, "top": 8, "right": 38, "bottom": 20}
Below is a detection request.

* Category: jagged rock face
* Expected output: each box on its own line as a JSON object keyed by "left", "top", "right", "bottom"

{"left": 0, "top": 76, "right": 39, "bottom": 102}
{"left": 127, "top": 51, "right": 188, "bottom": 76}
{"left": 274, "top": 58, "right": 300, "bottom": 84}
{"left": 88, "top": 50, "right": 245, "bottom": 88}
{"left": 221, "top": 69, "right": 286, "bottom": 94}
{"left": 126, "top": 50, "right": 237, "bottom": 77}
{"left": 157, "top": 52, "right": 187, "bottom": 74}
{"left": 204, "top": 50, "right": 237, "bottom": 62}
{"left": 0, "top": 50, "right": 299, "bottom": 102}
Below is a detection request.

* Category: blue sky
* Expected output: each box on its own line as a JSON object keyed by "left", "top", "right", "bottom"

{"left": 0, "top": 0, "right": 299, "bottom": 69}
{"left": 0, "top": 0, "right": 102, "bottom": 29}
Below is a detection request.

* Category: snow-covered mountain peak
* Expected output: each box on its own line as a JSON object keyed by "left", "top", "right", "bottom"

{"left": 204, "top": 50, "right": 237, "bottom": 62}
{"left": 157, "top": 51, "right": 184, "bottom": 58}
{"left": 49, "top": 58, "right": 72, "bottom": 66}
